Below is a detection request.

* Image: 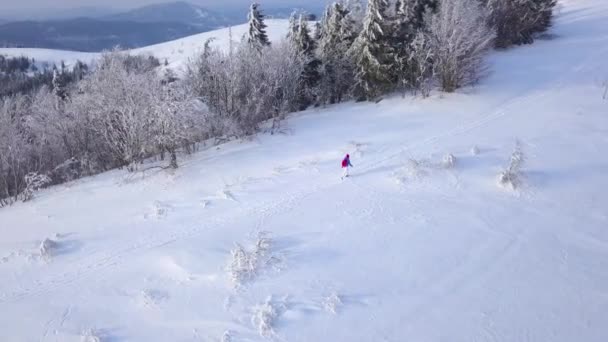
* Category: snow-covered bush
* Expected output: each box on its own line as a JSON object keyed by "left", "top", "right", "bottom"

{"left": 228, "top": 232, "right": 279, "bottom": 287}
{"left": 441, "top": 153, "right": 457, "bottom": 169}
{"left": 144, "top": 201, "right": 173, "bottom": 220}
{"left": 483, "top": 0, "right": 557, "bottom": 48}
{"left": 471, "top": 145, "right": 480, "bottom": 156}
{"left": 229, "top": 244, "right": 257, "bottom": 285}
{"left": 426, "top": 0, "right": 495, "bottom": 92}
{"left": 80, "top": 329, "right": 102, "bottom": 342}
{"left": 19, "top": 172, "right": 51, "bottom": 202}
{"left": 221, "top": 330, "right": 232, "bottom": 342}
{"left": 0, "top": 95, "right": 39, "bottom": 207}
{"left": 251, "top": 296, "right": 287, "bottom": 337}
{"left": 322, "top": 292, "right": 343, "bottom": 314}
{"left": 499, "top": 143, "right": 525, "bottom": 190}
{"left": 39, "top": 238, "right": 58, "bottom": 259}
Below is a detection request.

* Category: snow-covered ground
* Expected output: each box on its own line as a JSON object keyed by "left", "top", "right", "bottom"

{"left": 0, "top": 20, "right": 290, "bottom": 72}
{"left": 1, "top": 1, "right": 608, "bottom": 341}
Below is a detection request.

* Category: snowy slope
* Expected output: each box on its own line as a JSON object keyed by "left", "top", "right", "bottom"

{"left": 0, "top": 20, "right": 290, "bottom": 72}
{"left": 1, "top": 1, "right": 608, "bottom": 341}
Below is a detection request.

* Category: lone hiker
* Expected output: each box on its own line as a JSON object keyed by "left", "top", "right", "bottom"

{"left": 341, "top": 154, "right": 353, "bottom": 179}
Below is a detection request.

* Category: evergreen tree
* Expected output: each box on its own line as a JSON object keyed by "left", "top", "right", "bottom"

{"left": 344, "top": 0, "right": 366, "bottom": 32}
{"left": 52, "top": 69, "right": 68, "bottom": 101}
{"left": 351, "top": 0, "right": 395, "bottom": 101}
{"left": 395, "top": 0, "right": 430, "bottom": 32}
{"left": 393, "top": 0, "right": 436, "bottom": 92}
{"left": 247, "top": 3, "right": 270, "bottom": 51}
{"left": 317, "top": 2, "right": 357, "bottom": 104}
{"left": 287, "top": 11, "right": 299, "bottom": 41}
{"left": 291, "top": 15, "right": 321, "bottom": 109}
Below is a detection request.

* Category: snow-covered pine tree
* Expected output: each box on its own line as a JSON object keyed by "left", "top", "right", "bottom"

{"left": 317, "top": 2, "right": 358, "bottom": 104}
{"left": 291, "top": 15, "right": 322, "bottom": 109}
{"left": 392, "top": 0, "right": 438, "bottom": 93}
{"left": 344, "top": 0, "right": 366, "bottom": 32}
{"left": 52, "top": 69, "right": 68, "bottom": 101}
{"left": 351, "top": 0, "right": 396, "bottom": 101}
{"left": 287, "top": 11, "right": 299, "bottom": 41}
{"left": 395, "top": 0, "right": 437, "bottom": 32}
{"left": 247, "top": 3, "right": 271, "bottom": 51}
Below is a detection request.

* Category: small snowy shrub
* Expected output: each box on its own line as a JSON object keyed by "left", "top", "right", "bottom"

{"left": 145, "top": 201, "right": 172, "bottom": 219}
{"left": 19, "top": 172, "right": 51, "bottom": 202}
{"left": 251, "top": 296, "right": 286, "bottom": 337}
{"left": 322, "top": 292, "right": 343, "bottom": 314}
{"left": 441, "top": 153, "right": 457, "bottom": 169}
{"left": 39, "top": 238, "right": 58, "bottom": 259}
{"left": 80, "top": 329, "right": 101, "bottom": 342}
{"left": 229, "top": 243, "right": 257, "bottom": 286}
{"left": 471, "top": 145, "right": 480, "bottom": 156}
{"left": 221, "top": 331, "right": 232, "bottom": 342}
{"left": 229, "top": 232, "right": 279, "bottom": 287}
{"left": 499, "top": 143, "right": 525, "bottom": 190}
{"left": 253, "top": 300, "right": 277, "bottom": 337}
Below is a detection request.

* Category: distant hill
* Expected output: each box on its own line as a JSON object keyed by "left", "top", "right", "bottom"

{"left": 104, "top": 1, "right": 238, "bottom": 29}
{"left": 0, "top": 1, "right": 322, "bottom": 52}
{"left": 0, "top": 18, "right": 202, "bottom": 52}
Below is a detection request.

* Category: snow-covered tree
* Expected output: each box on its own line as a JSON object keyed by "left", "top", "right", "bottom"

{"left": 52, "top": 69, "right": 68, "bottom": 101}
{"left": 290, "top": 14, "right": 321, "bottom": 109}
{"left": 427, "top": 0, "right": 495, "bottom": 92}
{"left": 187, "top": 37, "right": 304, "bottom": 136}
{"left": 407, "top": 30, "right": 434, "bottom": 96}
{"left": 247, "top": 3, "right": 271, "bottom": 51}
{"left": 350, "top": 0, "right": 396, "bottom": 101}
{"left": 395, "top": 0, "right": 438, "bottom": 30}
{"left": 392, "top": 0, "right": 440, "bottom": 92}
{"left": 317, "top": 2, "right": 357, "bottom": 104}
{"left": 344, "top": 0, "right": 366, "bottom": 32}
{"left": 483, "top": 0, "right": 557, "bottom": 48}
{"left": 287, "top": 11, "right": 299, "bottom": 41}
{"left": 151, "top": 82, "right": 203, "bottom": 168}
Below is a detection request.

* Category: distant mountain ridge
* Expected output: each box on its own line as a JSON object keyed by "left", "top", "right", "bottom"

{"left": 0, "top": 18, "right": 201, "bottom": 52}
{"left": 0, "top": 1, "right": 322, "bottom": 52}
{"left": 103, "top": 1, "right": 239, "bottom": 29}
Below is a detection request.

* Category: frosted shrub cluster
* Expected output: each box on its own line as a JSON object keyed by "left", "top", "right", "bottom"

{"left": 499, "top": 143, "right": 525, "bottom": 190}
{"left": 229, "top": 232, "right": 279, "bottom": 287}
{"left": 251, "top": 296, "right": 288, "bottom": 337}
{"left": 441, "top": 153, "right": 457, "bottom": 169}
{"left": 322, "top": 292, "right": 343, "bottom": 314}
{"left": 39, "top": 238, "right": 58, "bottom": 260}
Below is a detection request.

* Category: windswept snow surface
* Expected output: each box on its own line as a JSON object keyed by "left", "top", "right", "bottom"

{"left": 1, "top": 1, "right": 608, "bottom": 341}
{"left": 0, "top": 20, "right": 290, "bottom": 72}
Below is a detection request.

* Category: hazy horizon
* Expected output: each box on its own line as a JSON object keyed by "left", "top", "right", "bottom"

{"left": 2, "top": 0, "right": 328, "bottom": 13}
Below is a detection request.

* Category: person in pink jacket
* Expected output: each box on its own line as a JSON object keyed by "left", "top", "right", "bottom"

{"left": 341, "top": 154, "right": 353, "bottom": 179}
